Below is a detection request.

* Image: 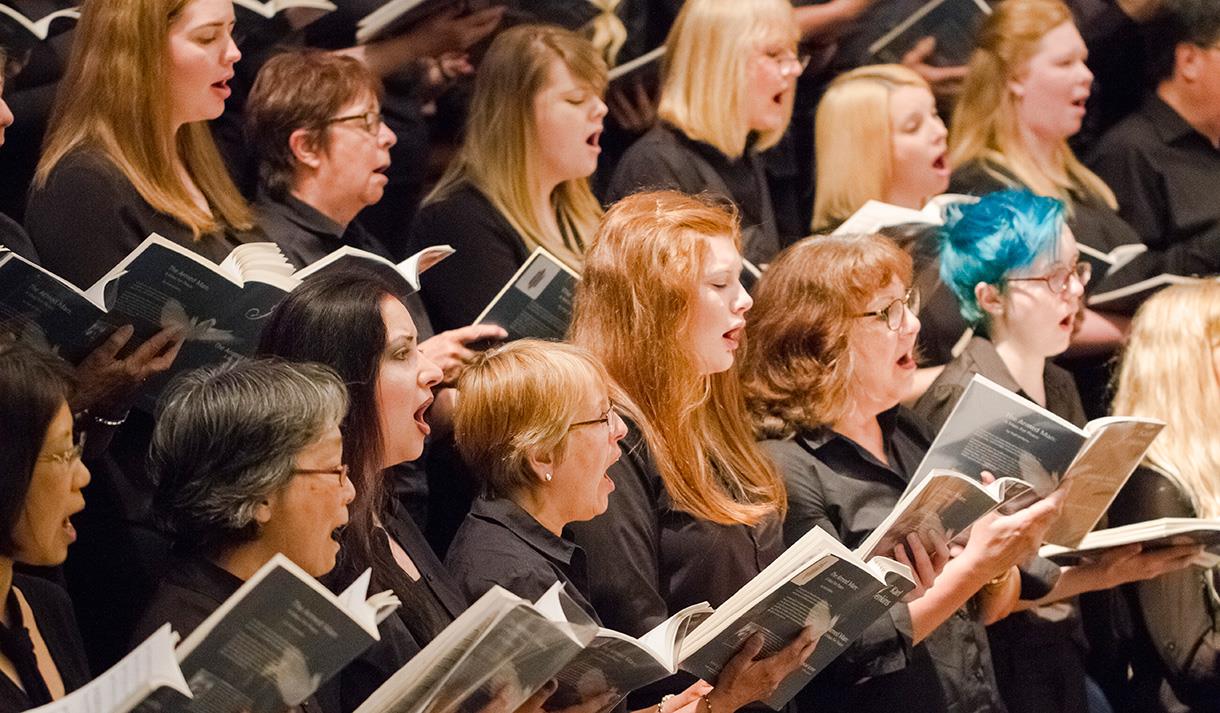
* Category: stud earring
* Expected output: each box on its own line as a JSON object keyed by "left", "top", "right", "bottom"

{"left": 544, "top": 472, "right": 553, "bottom": 482}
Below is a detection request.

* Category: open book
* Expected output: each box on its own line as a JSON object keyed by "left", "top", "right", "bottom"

{"left": 294, "top": 243, "right": 454, "bottom": 296}
{"left": 0, "top": 238, "right": 449, "bottom": 407}
{"left": 912, "top": 374, "right": 1165, "bottom": 547}
{"left": 868, "top": 0, "right": 991, "bottom": 67}
{"left": 1039, "top": 518, "right": 1220, "bottom": 566}
{"left": 0, "top": 4, "right": 79, "bottom": 44}
{"left": 1087, "top": 272, "right": 1207, "bottom": 312}
{"left": 673, "top": 527, "right": 914, "bottom": 709}
{"left": 36, "top": 556, "right": 397, "bottom": 713}
{"left": 473, "top": 247, "right": 579, "bottom": 342}
{"left": 354, "top": 583, "right": 597, "bottom": 713}
{"left": 830, "top": 195, "right": 976, "bottom": 236}
{"left": 233, "top": 0, "right": 336, "bottom": 18}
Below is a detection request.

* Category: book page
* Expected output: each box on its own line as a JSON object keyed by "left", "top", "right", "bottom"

{"left": 30, "top": 625, "right": 189, "bottom": 713}
{"left": 137, "top": 562, "right": 379, "bottom": 713}
{"left": 1043, "top": 419, "right": 1164, "bottom": 547}
{"left": 912, "top": 375, "right": 1086, "bottom": 489}
{"left": 0, "top": 253, "right": 111, "bottom": 363}
{"left": 473, "top": 248, "right": 580, "bottom": 342}
{"left": 856, "top": 470, "right": 1006, "bottom": 560}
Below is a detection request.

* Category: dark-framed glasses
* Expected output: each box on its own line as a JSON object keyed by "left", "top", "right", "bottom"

{"left": 325, "top": 111, "right": 383, "bottom": 136}
{"left": 855, "top": 287, "right": 921, "bottom": 331}
{"left": 1007, "top": 260, "right": 1091, "bottom": 295}
{"left": 763, "top": 48, "right": 812, "bottom": 77}
{"left": 568, "top": 402, "right": 621, "bottom": 431}
{"left": 38, "top": 432, "right": 86, "bottom": 467}
{"left": 293, "top": 464, "right": 350, "bottom": 487}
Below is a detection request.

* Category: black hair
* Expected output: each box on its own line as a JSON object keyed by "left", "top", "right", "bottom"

{"left": 1149, "top": 0, "right": 1220, "bottom": 83}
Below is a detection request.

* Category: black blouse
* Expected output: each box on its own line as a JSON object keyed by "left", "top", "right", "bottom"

{"left": 761, "top": 407, "right": 1004, "bottom": 713}
{"left": 0, "top": 214, "right": 39, "bottom": 264}
{"left": 0, "top": 575, "right": 90, "bottom": 713}
{"left": 566, "top": 424, "right": 784, "bottom": 707}
{"left": 606, "top": 123, "right": 783, "bottom": 265}
{"left": 253, "top": 191, "right": 391, "bottom": 271}
{"left": 445, "top": 497, "right": 599, "bottom": 622}
{"left": 322, "top": 503, "right": 466, "bottom": 713}
{"left": 24, "top": 148, "right": 254, "bottom": 289}
{"left": 408, "top": 183, "right": 532, "bottom": 334}
{"left": 913, "top": 336, "right": 1090, "bottom": 713}
{"left": 1108, "top": 467, "right": 1220, "bottom": 712}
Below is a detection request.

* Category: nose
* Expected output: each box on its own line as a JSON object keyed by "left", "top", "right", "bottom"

{"left": 609, "top": 409, "right": 628, "bottom": 443}
{"left": 73, "top": 459, "right": 91, "bottom": 492}
{"left": 901, "top": 306, "right": 922, "bottom": 337}
{"left": 418, "top": 351, "right": 443, "bottom": 389}
{"left": 379, "top": 121, "right": 397, "bottom": 149}
{"left": 592, "top": 95, "right": 608, "bottom": 122}
{"left": 0, "top": 97, "right": 13, "bottom": 130}
{"left": 340, "top": 472, "right": 356, "bottom": 506}
{"left": 932, "top": 114, "right": 948, "bottom": 143}
{"left": 224, "top": 33, "right": 241, "bottom": 66}
{"left": 735, "top": 283, "right": 754, "bottom": 315}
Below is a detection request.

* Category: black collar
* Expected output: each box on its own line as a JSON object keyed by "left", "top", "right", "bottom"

{"left": 1144, "top": 92, "right": 1214, "bottom": 147}
{"left": 468, "top": 497, "right": 580, "bottom": 568}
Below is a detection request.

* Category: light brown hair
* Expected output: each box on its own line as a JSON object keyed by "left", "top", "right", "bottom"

{"left": 569, "top": 190, "right": 785, "bottom": 526}
{"left": 742, "top": 234, "right": 913, "bottom": 438}
{"left": 246, "top": 50, "right": 383, "bottom": 200}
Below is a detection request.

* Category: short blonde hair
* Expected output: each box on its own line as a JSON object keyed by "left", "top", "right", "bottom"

{"left": 455, "top": 340, "right": 627, "bottom": 499}
{"left": 948, "top": 0, "right": 1117, "bottom": 209}
{"left": 658, "top": 0, "right": 798, "bottom": 159}
{"left": 812, "top": 65, "right": 930, "bottom": 231}
{"left": 1113, "top": 282, "right": 1220, "bottom": 519}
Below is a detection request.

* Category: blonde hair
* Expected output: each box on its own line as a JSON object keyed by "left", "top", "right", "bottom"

{"left": 570, "top": 191, "right": 786, "bottom": 526}
{"left": 1112, "top": 282, "right": 1220, "bottom": 519}
{"left": 426, "top": 25, "right": 606, "bottom": 269}
{"left": 35, "top": 0, "right": 253, "bottom": 239}
{"left": 812, "top": 65, "right": 930, "bottom": 231}
{"left": 455, "top": 339, "right": 633, "bottom": 499}
{"left": 948, "top": 0, "right": 1117, "bottom": 209}
{"left": 658, "top": 0, "right": 798, "bottom": 159}
{"left": 585, "top": 0, "right": 628, "bottom": 66}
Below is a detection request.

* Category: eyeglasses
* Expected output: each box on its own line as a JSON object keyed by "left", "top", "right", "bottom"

{"left": 292, "top": 464, "right": 350, "bottom": 487}
{"left": 855, "top": 288, "right": 921, "bottom": 331}
{"left": 325, "top": 111, "right": 383, "bottom": 136}
{"left": 568, "top": 402, "right": 620, "bottom": 431}
{"left": 762, "top": 49, "right": 812, "bottom": 78}
{"left": 38, "top": 432, "right": 86, "bottom": 467}
{"left": 1006, "top": 261, "right": 1091, "bottom": 295}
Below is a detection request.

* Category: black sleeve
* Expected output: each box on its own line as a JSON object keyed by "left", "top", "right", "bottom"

{"left": 760, "top": 439, "right": 915, "bottom": 682}
{"left": 409, "top": 190, "right": 530, "bottom": 333}
{"left": 567, "top": 438, "right": 669, "bottom": 637}
{"left": 0, "top": 213, "right": 40, "bottom": 263}
{"left": 12, "top": 575, "right": 91, "bottom": 691}
{"left": 1109, "top": 468, "right": 1220, "bottom": 708}
{"left": 605, "top": 133, "right": 705, "bottom": 204}
{"left": 911, "top": 381, "right": 965, "bottom": 435}
{"left": 24, "top": 154, "right": 149, "bottom": 289}
{"left": 1087, "top": 134, "right": 1170, "bottom": 250}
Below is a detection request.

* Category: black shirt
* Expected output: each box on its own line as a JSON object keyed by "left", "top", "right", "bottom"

{"left": 1088, "top": 94, "right": 1220, "bottom": 255}
{"left": 913, "top": 336, "right": 1089, "bottom": 713}
{"left": 253, "top": 191, "right": 391, "bottom": 270}
{"left": 408, "top": 183, "right": 532, "bottom": 334}
{"left": 606, "top": 123, "right": 783, "bottom": 265}
{"left": 760, "top": 407, "right": 1004, "bottom": 713}
{"left": 133, "top": 554, "right": 325, "bottom": 713}
{"left": 323, "top": 504, "right": 466, "bottom": 713}
{"left": 0, "top": 575, "right": 90, "bottom": 713}
{"left": 1107, "top": 466, "right": 1220, "bottom": 712}
{"left": 0, "top": 214, "right": 39, "bottom": 264}
{"left": 445, "top": 497, "right": 598, "bottom": 622}
{"left": 567, "top": 424, "right": 784, "bottom": 708}
{"left": 25, "top": 148, "right": 254, "bottom": 288}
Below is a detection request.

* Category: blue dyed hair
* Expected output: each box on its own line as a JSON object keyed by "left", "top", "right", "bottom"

{"left": 938, "top": 189, "right": 1066, "bottom": 328}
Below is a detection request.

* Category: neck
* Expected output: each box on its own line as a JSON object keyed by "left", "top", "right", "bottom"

{"left": 832, "top": 401, "right": 888, "bottom": 461}
{"left": 990, "top": 331, "right": 1048, "bottom": 404}
{"left": 1016, "top": 121, "right": 1060, "bottom": 171}
{"left": 213, "top": 543, "right": 274, "bottom": 583}
{"left": 291, "top": 182, "right": 358, "bottom": 228}
{"left": 0, "top": 557, "right": 11, "bottom": 627}
{"left": 512, "top": 489, "right": 569, "bottom": 538}
{"left": 882, "top": 184, "right": 928, "bottom": 211}
{"left": 1158, "top": 82, "right": 1220, "bottom": 148}
{"left": 528, "top": 168, "right": 563, "bottom": 240}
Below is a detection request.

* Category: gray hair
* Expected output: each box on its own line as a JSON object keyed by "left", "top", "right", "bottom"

{"left": 150, "top": 358, "right": 348, "bottom": 557}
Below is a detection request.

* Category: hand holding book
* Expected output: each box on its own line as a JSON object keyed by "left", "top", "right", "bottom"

{"left": 705, "top": 628, "right": 819, "bottom": 713}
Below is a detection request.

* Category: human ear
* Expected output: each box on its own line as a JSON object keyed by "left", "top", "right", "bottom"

{"left": 253, "top": 499, "right": 274, "bottom": 526}
{"left": 288, "top": 128, "right": 324, "bottom": 169}
{"left": 975, "top": 281, "right": 1005, "bottom": 319}
{"left": 526, "top": 450, "right": 556, "bottom": 485}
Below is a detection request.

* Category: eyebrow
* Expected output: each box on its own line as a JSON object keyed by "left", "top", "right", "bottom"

{"left": 386, "top": 334, "right": 418, "bottom": 350}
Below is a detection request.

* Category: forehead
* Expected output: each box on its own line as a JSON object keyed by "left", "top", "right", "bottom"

{"left": 379, "top": 295, "right": 417, "bottom": 338}
{"left": 1032, "top": 21, "right": 1085, "bottom": 58}
{"left": 173, "top": 0, "right": 235, "bottom": 28}
{"left": 889, "top": 85, "right": 934, "bottom": 114}
{"left": 701, "top": 233, "right": 740, "bottom": 266}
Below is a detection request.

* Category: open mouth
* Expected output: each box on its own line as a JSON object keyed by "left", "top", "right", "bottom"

{"left": 932, "top": 153, "right": 948, "bottom": 172}
{"left": 62, "top": 517, "right": 77, "bottom": 541}
{"left": 586, "top": 130, "right": 602, "bottom": 150}
{"left": 1059, "top": 313, "right": 1074, "bottom": 329}
{"left": 723, "top": 325, "right": 745, "bottom": 349}
{"left": 330, "top": 523, "right": 347, "bottom": 543}
{"left": 413, "top": 396, "right": 433, "bottom": 435}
